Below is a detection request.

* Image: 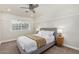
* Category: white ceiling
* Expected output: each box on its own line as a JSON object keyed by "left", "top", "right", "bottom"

{"left": 0, "top": 4, "right": 37, "bottom": 17}
{"left": 0, "top": 4, "right": 79, "bottom": 18}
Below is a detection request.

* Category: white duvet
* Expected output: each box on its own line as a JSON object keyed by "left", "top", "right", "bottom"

{"left": 17, "top": 34, "right": 55, "bottom": 53}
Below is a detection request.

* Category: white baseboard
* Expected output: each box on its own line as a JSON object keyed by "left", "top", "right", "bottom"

{"left": 63, "top": 44, "right": 79, "bottom": 51}
{"left": 1, "top": 39, "right": 16, "bottom": 44}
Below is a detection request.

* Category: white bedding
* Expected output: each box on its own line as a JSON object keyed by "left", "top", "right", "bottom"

{"left": 17, "top": 36, "right": 37, "bottom": 53}
{"left": 17, "top": 33, "right": 55, "bottom": 53}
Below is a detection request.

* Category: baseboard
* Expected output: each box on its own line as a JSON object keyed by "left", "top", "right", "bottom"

{"left": 63, "top": 44, "right": 79, "bottom": 51}
{"left": 1, "top": 39, "right": 16, "bottom": 44}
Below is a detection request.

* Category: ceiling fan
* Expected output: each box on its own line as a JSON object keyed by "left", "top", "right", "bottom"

{"left": 20, "top": 4, "right": 39, "bottom": 13}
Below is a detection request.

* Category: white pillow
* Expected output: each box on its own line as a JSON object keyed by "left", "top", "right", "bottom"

{"left": 38, "top": 30, "right": 55, "bottom": 36}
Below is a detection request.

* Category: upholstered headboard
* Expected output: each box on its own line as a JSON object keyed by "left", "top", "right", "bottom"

{"left": 40, "top": 28, "right": 57, "bottom": 40}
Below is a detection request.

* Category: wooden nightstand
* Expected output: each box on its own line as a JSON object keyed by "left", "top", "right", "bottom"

{"left": 56, "top": 33, "right": 64, "bottom": 47}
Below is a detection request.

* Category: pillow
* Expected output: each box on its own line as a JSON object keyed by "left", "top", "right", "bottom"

{"left": 38, "top": 30, "right": 55, "bottom": 36}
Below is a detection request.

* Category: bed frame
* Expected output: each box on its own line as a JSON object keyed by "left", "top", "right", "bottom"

{"left": 17, "top": 28, "right": 57, "bottom": 54}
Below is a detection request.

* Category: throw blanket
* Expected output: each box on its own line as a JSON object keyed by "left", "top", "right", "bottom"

{"left": 26, "top": 35, "right": 46, "bottom": 48}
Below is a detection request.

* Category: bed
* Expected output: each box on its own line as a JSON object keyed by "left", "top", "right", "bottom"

{"left": 17, "top": 28, "right": 57, "bottom": 54}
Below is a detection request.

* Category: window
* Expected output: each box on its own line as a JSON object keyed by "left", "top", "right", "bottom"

{"left": 11, "top": 20, "right": 30, "bottom": 31}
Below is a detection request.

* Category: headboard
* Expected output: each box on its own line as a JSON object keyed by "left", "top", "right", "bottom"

{"left": 40, "top": 28, "right": 57, "bottom": 40}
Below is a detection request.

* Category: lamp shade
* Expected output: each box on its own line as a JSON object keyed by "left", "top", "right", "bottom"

{"left": 58, "top": 29, "right": 62, "bottom": 33}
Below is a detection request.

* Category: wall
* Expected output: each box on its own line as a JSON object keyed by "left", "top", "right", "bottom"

{"left": 0, "top": 13, "right": 35, "bottom": 42}
{"left": 0, "top": 14, "right": 2, "bottom": 42}
{"left": 35, "top": 4, "right": 79, "bottom": 49}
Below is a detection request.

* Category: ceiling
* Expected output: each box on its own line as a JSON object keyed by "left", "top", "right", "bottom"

{"left": 0, "top": 4, "right": 38, "bottom": 17}
{"left": 0, "top": 4, "right": 79, "bottom": 18}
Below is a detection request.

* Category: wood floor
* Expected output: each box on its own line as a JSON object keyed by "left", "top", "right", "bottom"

{"left": 0, "top": 40, "right": 79, "bottom": 54}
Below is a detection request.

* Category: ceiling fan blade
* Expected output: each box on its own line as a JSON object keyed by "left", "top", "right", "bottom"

{"left": 34, "top": 4, "right": 39, "bottom": 8}
{"left": 31, "top": 9, "right": 35, "bottom": 13}
{"left": 29, "top": 4, "right": 39, "bottom": 9}
{"left": 32, "top": 10, "right": 35, "bottom": 13}
{"left": 20, "top": 7, "right": 29, "bottom": 9}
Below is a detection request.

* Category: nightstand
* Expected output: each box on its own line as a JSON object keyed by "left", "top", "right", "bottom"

{"left": 56, "top": 33, "right": 64, "bottom": 47}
